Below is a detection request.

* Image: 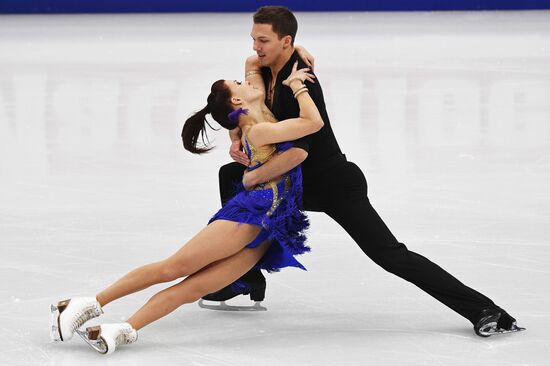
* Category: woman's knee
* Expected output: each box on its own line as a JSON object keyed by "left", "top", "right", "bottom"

{"left": 183, "top": 287, "right": 206, "bottom": 304}
{"left": 170, "top": 282, "right": 208, "bottom": 305}
{"left": 157, "top": 259, "right": 191, "bottom": 283}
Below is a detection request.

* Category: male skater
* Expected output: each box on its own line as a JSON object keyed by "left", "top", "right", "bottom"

{"left": 201, "top": 6, "right": 523, "bottom": 337}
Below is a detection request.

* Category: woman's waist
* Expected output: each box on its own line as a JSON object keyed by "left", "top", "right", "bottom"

{"left": 253, "top": 174, "right": 290, "bottom": 191}
{"left": 253, "top": 178, "right": 281, "bottom": 191}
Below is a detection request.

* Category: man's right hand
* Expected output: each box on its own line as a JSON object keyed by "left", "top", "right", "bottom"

{"left": 230, "top": 140, "right": 250, "bottom": 166}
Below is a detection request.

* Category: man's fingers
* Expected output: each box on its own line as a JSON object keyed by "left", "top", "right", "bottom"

{"left": 230, "top": 151, "right": 249, "bottom": 166}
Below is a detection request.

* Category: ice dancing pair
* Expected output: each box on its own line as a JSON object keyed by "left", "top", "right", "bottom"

{"left": 50, "top": 6, "right": 524, "bottom": 355}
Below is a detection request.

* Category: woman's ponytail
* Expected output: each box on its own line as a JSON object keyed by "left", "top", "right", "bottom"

{"left": 181, "top": 79, "right": 237, "bottom": 154}
{"left": 181, "top": 105, "right": 213, "bottom": 154}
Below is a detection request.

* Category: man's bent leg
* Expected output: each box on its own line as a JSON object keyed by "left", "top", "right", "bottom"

{"left": 219, "top": 162, "right": 246, "bottom": 206}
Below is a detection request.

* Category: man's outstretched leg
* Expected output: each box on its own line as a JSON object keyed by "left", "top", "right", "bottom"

{"left": 323, "top": 161, "right": 524, "bottom": 336}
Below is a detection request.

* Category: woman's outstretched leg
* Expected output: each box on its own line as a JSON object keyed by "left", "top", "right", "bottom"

{"left": 96, "top": 220, "right": 261, "bottom": 307}
{"left": 127, "top": 241, "right": 270, "bottom": 330}
{"left": 79, "top": 242, "right": 270, "bottom": 354}
{"left": 51, "top": 220, "right": 261, "bottom": 343}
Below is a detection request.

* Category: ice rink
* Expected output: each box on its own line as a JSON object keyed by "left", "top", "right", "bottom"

{"left": 1, "top": 10, "right": 549, "bottom": 365}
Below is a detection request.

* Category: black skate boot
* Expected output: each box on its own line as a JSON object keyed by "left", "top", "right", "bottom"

{"left": 474, "top": 308, "right": 525, "bottom": 337}
{"left": 199, "top": 269, "right": 267, "bottom": 311}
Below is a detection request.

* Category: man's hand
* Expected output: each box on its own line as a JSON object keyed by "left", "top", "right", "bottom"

{"left": 242, "top": 170, "right": 257, "bottom": 191}
{"left": 230, "top": 140, "right": 250, "bottom": 166}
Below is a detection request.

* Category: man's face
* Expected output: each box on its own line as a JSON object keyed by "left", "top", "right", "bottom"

{"left": 251, "top": 23, "right": 288, "bottom": 67}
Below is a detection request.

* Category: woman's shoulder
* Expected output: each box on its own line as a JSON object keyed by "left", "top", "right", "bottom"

{"left": 246, "top": 122, "right": 276, "bottom": 149}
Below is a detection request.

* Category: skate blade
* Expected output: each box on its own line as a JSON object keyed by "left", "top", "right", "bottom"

{"left": 75, "top": 329, "right": 108, "bottom": 354}
{"left": 50, "top": 304, "right": 62, "bottom": 342}
{"left": 198, "top": 299, "right": 267, "bottom": 312}
{"left": 479, "top": 323, "right": 526, "bottom": 337}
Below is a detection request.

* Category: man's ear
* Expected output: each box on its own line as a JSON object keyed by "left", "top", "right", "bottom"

{"left": 231, "top": 97, "right": 243, "bottom": 106}
{"left": 282, "top": 35, "right": 293, "bottom": 49}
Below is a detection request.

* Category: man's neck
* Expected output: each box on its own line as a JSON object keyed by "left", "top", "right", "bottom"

{"left": 269, "top": 47, "right": 294, "bottom": 80}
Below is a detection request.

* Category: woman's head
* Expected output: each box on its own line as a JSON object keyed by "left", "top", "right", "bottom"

{"left": 181, "top": 79, "right": 261, "bottom": 154}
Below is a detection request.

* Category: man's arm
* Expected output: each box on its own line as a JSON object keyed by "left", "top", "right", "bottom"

{"left": 228, "top": 127, "right": 249, "bottom": 165}
{"left": 243, "top": 147, "right": 308, "bottom": 189}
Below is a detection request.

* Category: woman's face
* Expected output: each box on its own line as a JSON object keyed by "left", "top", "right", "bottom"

{"left": 224, "top": 79, "right": 263, "bottom": 104}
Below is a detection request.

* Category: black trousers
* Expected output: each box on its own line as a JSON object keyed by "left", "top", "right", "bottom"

{"left": 219, "top": 160, "right": 497, "bottom": 324}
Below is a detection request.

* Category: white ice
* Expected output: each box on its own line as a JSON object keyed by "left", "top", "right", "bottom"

{"left": 0, "top": 10, "right": 549, "bottom": 366}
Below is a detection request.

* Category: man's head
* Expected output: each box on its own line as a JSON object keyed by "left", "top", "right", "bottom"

{"left": 251, "top": 6, "right": 298, "bottom": 67}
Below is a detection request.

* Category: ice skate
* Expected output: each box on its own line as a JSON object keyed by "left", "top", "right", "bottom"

{"left": 474, "top": 309, "right": 526, "bottom": 337}
{"left": 50, "top": 297, "right": 103, "bottom": 342}
{"left": 76, "top": 322, "right": 137, "bottom": 355}
{"left": 199, "top": 279, "right": 267, "bottom": 311}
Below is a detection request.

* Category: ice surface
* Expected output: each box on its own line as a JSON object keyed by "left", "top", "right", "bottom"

{"left": 0, "top": 10, "right": 549, "bottom": 365}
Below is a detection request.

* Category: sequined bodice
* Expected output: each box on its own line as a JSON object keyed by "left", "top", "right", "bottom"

{"left": 241, "top": 130, "right": 290, "bottom": 216}
{"left": 241, "top": 132, "right": 276, "bottom": 172}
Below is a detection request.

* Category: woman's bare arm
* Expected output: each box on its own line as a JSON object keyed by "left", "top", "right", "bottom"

{"left": 242, "top": 148, "right": 308, "bottom": 189}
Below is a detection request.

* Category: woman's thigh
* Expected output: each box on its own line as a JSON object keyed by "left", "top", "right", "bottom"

{"left": 165, "top": 220, "right": 262, "bottom": 275}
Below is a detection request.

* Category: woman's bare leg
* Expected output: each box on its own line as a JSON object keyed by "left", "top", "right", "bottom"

{"left": 96, "top": 220, "right": 262, "bottom": 307}
{"left": 126, "top": 241, "right": 270, "bottom": 330}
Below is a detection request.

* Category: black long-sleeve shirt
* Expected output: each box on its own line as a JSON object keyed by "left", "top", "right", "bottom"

{"left": 261, "top": 50, "right": 346, "bottom": 184}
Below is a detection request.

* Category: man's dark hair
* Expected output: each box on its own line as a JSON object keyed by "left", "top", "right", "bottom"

{"left": 253, "top": 6, "right": 298, "bottom": 46}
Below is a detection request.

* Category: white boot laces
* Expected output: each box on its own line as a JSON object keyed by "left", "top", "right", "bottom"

{"left": 116, "top": 326, "right": 137, "bottom": 346}
{"left": 70, "top": 304, "right": 102, "bottom": 332}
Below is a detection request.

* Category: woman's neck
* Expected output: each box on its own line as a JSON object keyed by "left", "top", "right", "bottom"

{"left": 239, "top": 101, "right": 265, "bottom": 125}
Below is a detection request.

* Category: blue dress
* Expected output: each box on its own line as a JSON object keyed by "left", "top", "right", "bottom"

{"left": 208, "top": 131, "right": 310, "bottom": 272}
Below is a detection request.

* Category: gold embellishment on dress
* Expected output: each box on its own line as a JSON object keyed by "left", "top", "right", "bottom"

{"left": 242, "top": 131, "right": 276, "bottom": 170}
{"left": 242, "top": 131, "right": 292, "bottom": 218}
{"left": 266, "top": 182, "right": 278, "bottom": 217}
{"left": 266, "top": 176, "right": 291, "bottom": 217}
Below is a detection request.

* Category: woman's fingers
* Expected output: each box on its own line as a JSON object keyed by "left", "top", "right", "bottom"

{"left": 283, "top": 64, "right": 317, "bottom": 86}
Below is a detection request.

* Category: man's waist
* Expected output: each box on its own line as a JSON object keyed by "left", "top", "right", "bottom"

{"left": 302, "top": 153, "right": 347, "bottom": 178}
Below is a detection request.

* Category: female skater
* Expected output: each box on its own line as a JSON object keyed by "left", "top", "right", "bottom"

{"left": 49, "top": 60, "right": 321, "bottom": 354}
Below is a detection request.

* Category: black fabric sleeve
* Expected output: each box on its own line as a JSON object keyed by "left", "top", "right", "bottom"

{"left": 289, "top": 136, "right": 310, "bottom": 152}
{"left": 289, "top": 66, "right": 327, "bottom": 153}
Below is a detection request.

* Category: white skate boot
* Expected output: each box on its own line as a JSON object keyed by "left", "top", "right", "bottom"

{"left": 76, "top": 323, "right": 138, "bottom": 354}
{"left": 50, "top": 297, "right": 103, "bottom": 342}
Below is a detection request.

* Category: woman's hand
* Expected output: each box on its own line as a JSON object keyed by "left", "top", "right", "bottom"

{"left": 282, "top": 61, "right": 316, "bottom": 90}
{"left": 295, "top": 45, "right": 315, "bottom": 70}
{"left": 229, "top": 140, "right": 250, "bottom": 166}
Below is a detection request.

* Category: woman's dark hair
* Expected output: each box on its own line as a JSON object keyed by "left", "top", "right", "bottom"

{"left": 181, "top": 79, "right": 237, "bottom": 154}
{"left": 253, "top": 6, "right": 298, "bottom": 46}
